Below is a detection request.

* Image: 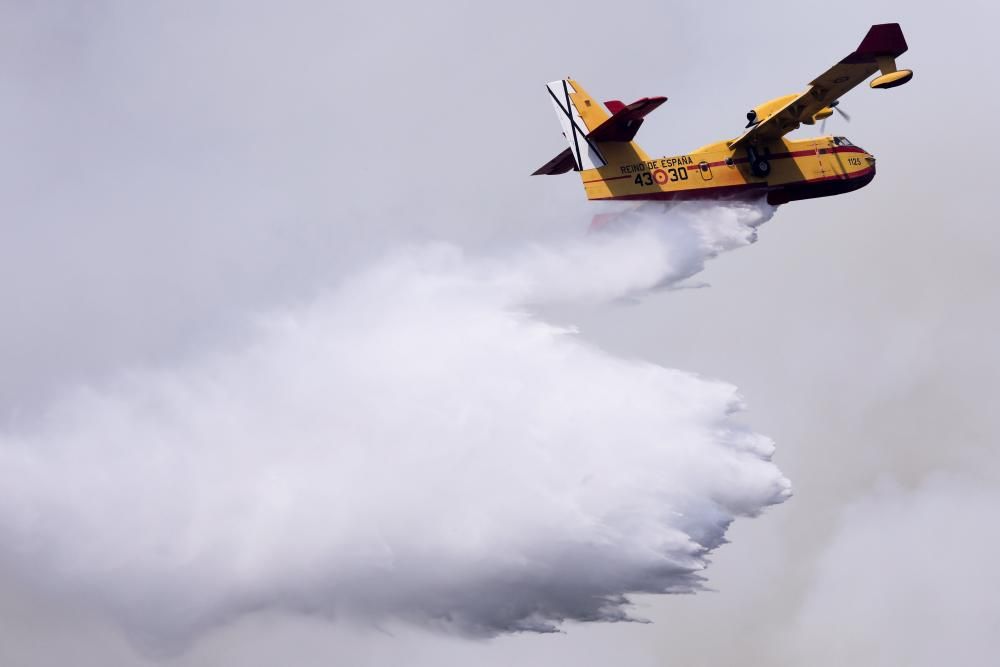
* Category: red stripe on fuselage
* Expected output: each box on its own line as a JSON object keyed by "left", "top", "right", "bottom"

{"left": 584, "top": 146, "right": 869, "bottom": 185}
{"left": 595, "top": 166, "right": 875, "bottom": 202}
{"left": 581, "top": 174, "right": 633, "bottom": 184}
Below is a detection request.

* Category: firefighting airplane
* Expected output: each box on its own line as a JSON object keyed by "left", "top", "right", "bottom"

{"left": 534, "top": 23, "right": 912, "bottom": 206}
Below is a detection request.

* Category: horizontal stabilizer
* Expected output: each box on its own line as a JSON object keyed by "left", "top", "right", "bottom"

{"left": 532, "top": 147, "right": 576, "bottom": 175}
{"left": 534, "top": 79, "right": 663, "bottom": 175}
{"left": 588, "top": 97, "right": 668, "bottom": 142}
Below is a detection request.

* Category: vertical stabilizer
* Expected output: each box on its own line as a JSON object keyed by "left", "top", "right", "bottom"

{"left": 545, "top": 79, "right": 608, "bottom": 171}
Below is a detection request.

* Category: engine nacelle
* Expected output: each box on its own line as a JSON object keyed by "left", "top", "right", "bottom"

{"left": 805, "top": 107, "right": 834, "bottom": 125}
{"left": 745, "top": 93, "right": 800, "bottom": 127}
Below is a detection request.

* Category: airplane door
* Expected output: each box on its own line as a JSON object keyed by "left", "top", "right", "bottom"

{"left": 814, "top": 141, "right": 827, "bottom": 179}
{"left": 698, "top": 161, "right": 713, "bottom": 181}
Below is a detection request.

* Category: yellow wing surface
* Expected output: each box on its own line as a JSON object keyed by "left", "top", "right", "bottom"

{"left": 730, "top": 23, "right": 911, "bottom": 150}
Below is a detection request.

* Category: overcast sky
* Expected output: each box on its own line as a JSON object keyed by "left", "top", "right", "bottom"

{"left": 1, "top": 1, "right": 998, "bottom": 665}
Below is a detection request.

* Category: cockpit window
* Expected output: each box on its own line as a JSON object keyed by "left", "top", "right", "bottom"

{"left": 833, "top": 136, "right": 854, "bottom": 147}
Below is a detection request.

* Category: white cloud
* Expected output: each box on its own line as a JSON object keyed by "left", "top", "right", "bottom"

{"left": 792, "top": 475, "right": 1000, "bottom": 667}
{"left": 0, "top": 202, "right": 789, "bottom": 655}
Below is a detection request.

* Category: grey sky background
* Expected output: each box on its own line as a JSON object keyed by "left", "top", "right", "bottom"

{"left": 2, "top": 1, "right": 998, "bottom": 665}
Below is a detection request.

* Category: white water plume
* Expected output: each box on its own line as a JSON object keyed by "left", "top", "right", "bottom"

{"left": 0, "top": 201, "right": 789, "bottom": 653}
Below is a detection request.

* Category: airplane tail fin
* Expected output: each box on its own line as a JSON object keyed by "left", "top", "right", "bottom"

{"left": 540, "top": 79, "right": 610, "bottom": 173}
{"left": 533, "top": 78, "right": 665, "bottom": 180}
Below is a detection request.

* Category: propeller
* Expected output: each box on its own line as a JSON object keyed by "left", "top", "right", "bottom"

{"left": 831, "top": 100, "right": 851, "bottom": 122}
{"left": 820, "top": 100, "right": 850, "bottom": 135}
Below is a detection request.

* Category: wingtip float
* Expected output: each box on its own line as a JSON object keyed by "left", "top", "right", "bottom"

{"left": 535, "top": 23, "right": 912, "bottom": 207}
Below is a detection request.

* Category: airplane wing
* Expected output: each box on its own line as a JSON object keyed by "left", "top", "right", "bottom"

{"left": 730, "top": 23, "right": 910, "bottom": 150}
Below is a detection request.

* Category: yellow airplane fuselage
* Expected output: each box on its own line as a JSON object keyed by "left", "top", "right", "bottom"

{"left": 580, "top": 136, "right": 876, "bottom": 206}
{"left": 536, "top": 24, "right": 910, "bottom": 207}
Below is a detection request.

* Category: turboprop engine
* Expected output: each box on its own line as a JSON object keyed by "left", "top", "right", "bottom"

{"left": 744, "top": 93, "right": 799, "bottom": 128}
